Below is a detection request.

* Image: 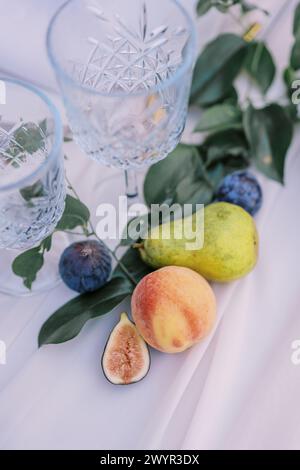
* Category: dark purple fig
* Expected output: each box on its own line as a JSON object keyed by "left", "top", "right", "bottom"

{"left": 59, "top": 240, "right": 111, "bottom": 293}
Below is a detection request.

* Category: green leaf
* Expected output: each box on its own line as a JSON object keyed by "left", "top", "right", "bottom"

{"left": 56, "top": 194, "right": 90, "bottom": 231}
{"left": 195, "top": 104, "right": 242, "bottom": 133}
{"left": 197, "top": 0, "right": 258, "bottom": 16}
{"left": 284, "top": 103, "right": 299, "bottom": 123}
{"left": 120, "top": 217, "right": 141, "bottom": 247}
{"left": 38, "top": 277, "right": 133, "bottom": 346}
{"left": 41, "top": 236, "right": 52, "bottom": 253}
{"left": 12, "top": 247, "right": 44, "bottom": 290}
{"left": 240, "top": 1, "right": 269, "bottom": 15}
{"left": 113, "top": 247, "right": 153, "bottom": 284}
{"left": 190, "top": 34, "right": 248, "bottom": 105}
{"left": 283, "top": 67, "right": 299, "bottom": 120}
{"left": 243, "top": 104, "right": 293, "bottom": 183}
{"left": 120, "top": 214, "right": 152, "bottom": 246}
{"left": 221, "top": 86, "right": 239, "bottom": 106}
{"left": 291, "top": 37, "right": 300, "bottom": 70}
{"left": 13, "top": 123, "right": 45, "bottom": 155}
{"left": 144, "top": 144, "right": 198, "bottom": 205}
{"left": 193, "top": 51, "right": 246, "bottom": 107}
{"left": 144, "top": 144, "right": 213, "bottom": 206}
{"left": 39, "top": 119, "right": 48, "bottom": 135}
{"left": 20, "top": 180, "right": 45, "bottom": 202}
{"left": 197, "top": 0, "right": 213, "bottom": 16}
{"left": 175, "top": 177, "right": 214, "bottom": 205}
{"left": 293, "top": 2, "right": 300, "bottom": 37}
{"left": 215, "top": 0, "right": 239, "bottom": 13}
{"left": 12, "top": 235, "right": 53, "bottom": 289}
{"left": 202, "top": 129, "right": 250, "bottom": 167}
{"left": 283, "top": 66, "right": 297, "bottom": 92}
{"left": 244, "top": 42, "right": 276, "bottom": 94}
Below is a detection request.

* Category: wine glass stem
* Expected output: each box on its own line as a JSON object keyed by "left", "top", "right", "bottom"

{"left": 124, "top": 169, "right": 138, "bottom": 204}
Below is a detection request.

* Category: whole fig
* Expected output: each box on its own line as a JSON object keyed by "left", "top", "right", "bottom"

{"left": 59, "top": 240, "right": 112, "bottom": 293}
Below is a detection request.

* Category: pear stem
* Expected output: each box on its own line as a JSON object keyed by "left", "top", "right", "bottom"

{"left": 133, "top": 242, "right": 144, "bottom": 249}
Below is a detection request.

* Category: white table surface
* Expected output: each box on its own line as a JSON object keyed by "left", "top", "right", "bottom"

{"left": 1, "top": 0, "right": 300, "bottom": 450}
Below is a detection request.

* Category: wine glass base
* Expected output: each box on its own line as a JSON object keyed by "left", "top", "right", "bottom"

{"left": 89, "top": 169, "right": 146, "bottom": 251}
{"left": 0, "top": 232, "right": 70, "bottom": 297}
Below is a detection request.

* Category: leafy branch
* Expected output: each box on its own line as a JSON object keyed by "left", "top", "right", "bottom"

{"left": 196, "top": 0, "right": 269, "bottom": 17}
{"left": 144, "top": 2, "right": 299, "bottom": 214}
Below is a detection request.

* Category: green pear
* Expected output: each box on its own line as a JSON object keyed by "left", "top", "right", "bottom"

{"left": 138, "top": 202, "right": 258, "bottom": 282}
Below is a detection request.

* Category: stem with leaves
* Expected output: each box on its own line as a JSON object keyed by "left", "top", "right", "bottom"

{"left": 65, "top": 175, "right": 137, "bottom": 286}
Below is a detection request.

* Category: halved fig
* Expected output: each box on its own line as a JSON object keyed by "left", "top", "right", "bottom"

{"left": 102, "top": 312, "right": 150, "bottom": 385}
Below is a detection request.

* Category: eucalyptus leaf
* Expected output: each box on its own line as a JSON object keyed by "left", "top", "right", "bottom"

{"left": 244, "top": 42, "right": 276, "bottom": 94}
{"left": 12, "top": 247, "right": 44, "bottom": 290}
{"left": 56, "top": 194, "right": 90, "bottom": 231}
{"left": 243, "top": 104, "right": 293, "bottom": 183}
{"left": 195, "top": 104, "right": 242, "bottom": 133}
{"left": 190, "top": 34, "right": 248, "bottom": 105}
{"left": 38, "top": 277, "right": 133, "bottom": 346}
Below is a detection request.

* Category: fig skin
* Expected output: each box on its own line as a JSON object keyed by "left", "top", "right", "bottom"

{"left": 59, "top": 240, "right": 112, "bottom": 293}
{"left": 102, "top": 313, "right": 151, "bottom": 385}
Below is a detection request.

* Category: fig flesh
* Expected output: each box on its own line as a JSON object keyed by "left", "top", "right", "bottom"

{"left": 102, "top": 313, "right": 150, "bottom": 385}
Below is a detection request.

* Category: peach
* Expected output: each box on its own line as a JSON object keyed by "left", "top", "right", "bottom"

{"left": 131, "top": 266, "right": 216, "bottom": 353}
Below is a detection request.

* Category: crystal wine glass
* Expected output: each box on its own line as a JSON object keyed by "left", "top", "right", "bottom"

{"left": 0, "top": 78, "right": 66, "bottom": 295}
{"left": 47, "top": 0, "right": 196, "bottom": 217}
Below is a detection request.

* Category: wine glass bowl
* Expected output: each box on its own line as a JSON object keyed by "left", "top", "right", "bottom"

{"left": 0, "top": 79, "right": 65, "bottom": 250}
{"left": 47, "top": 0, "right": 196, "bottom": 169}
{"left": 0, "top": 78, "right": 66, "bottom": 296}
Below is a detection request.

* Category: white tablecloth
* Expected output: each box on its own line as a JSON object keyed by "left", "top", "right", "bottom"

{"left": 1, "top": 0, "right": 300, "bottom": 450}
